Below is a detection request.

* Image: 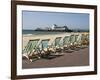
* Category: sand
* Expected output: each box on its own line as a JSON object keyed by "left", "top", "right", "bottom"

{"left": 22, "top": 32, "right": 89, "bottom": 50}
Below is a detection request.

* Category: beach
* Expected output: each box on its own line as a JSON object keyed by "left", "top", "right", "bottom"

{"left": 22, "top": 32, "right": 88, "bottom": 50}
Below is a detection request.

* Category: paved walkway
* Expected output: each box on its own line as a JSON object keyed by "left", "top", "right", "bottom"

{"left": 22, "top": 47, "right": 89, "bottom": 69}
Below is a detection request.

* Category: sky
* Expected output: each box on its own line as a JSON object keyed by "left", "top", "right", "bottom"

{"left": 22, "top": 11, "right": 89, "bottom": 30}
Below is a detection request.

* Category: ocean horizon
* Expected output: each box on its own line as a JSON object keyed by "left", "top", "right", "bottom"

{"left": 22, "top": 30, "right": 70, "bottom": 35}
{"left": 22, "top": 30, "right": 89, "bottom": 35}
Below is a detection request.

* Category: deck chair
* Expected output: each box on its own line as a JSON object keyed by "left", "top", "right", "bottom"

{"left": 80, "top": 34, "right": 89, "bottom": 47}
{"left": 59, "top": 37, "right": 64, "bottom": 50}
{"left": 84, "top": 33, "right": 89, "bottom": 46}
{"left": 47, "top": 38, "right": 63, "bottom": 55}
{"left": 47, "top": 39, "right": 56, "bottom": 54}
{"left": 37, "top": 39, "right": 50, "bottom": 57}
{"left": 63, "top": 36, "right": 70, "bottom": 50}
{"left": 69, "top": 34, "right": 76, "bottom": 50}
{"left": 55, "top": 37, "right": 63, "bottom": 53}
{"left": 63, "top": 35, "right": 76, "bottom": 52}
{"left": 75, "top": 34, "right": 88, "bottom": 49}
{"left": 22, "top": 39, "right": 40, "bottom": 61}
{"left": 72, "top": 34, "right": 84, "bottom": 50}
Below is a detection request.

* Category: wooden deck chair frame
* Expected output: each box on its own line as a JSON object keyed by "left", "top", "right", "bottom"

{"left": 38, "top": 39, "right": 50, "bottom": 57}
{"left": 80, "top": 34, "right": 89, "bottom": 47}
{"left": 84, "top": 33, "right": 89, "bottom": 45}
{"left": 47, "top": 38, "right": 57, "bottom": 54}
{"left": 63, "top": 36, "right": 71, "bottom": 51}
{"left": 55, "top": 37, "right": 63, "bottom": 53}
{"left": 22, "top": 39, "right": 40, "bottom": 61}
{"left": 69, "top": 34, "right": 76, "bottom": 49}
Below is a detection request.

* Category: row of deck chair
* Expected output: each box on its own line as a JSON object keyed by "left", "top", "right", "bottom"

{"left": 22, "top": 33, "right": 89, "bottom": 62}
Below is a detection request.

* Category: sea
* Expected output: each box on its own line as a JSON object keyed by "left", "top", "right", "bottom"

{"left": 22, "top": 30, "right": 67, "bottom": 35}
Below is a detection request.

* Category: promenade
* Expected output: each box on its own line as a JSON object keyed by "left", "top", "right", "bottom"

{"left": 22, "top": 47, "right": 89, "bottom": 69}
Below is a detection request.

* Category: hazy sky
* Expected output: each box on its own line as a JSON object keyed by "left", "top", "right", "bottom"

{"left": 22, "top": 11, "right": 89, "bottom": 30}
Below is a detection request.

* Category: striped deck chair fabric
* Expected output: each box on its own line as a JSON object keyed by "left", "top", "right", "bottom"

{"left": 23, "top": 39, "right": 39, "bottom": 58}
{"left": 41, "top": 39, "right": 49, "bottom": 51}
{"left": 75, "top": 34, "right": 82, "bottom": 45}
{"left": 63, "top": 36, "right": 70, "bottom": 47}
{"left": 37, "top": 39, "right": 50, "bottom": 57}
{"left": 55, "top": 37, "right": 62, "bottom": 48}
{"left": 70, "top": 35, "right": 76, "bottom": 46}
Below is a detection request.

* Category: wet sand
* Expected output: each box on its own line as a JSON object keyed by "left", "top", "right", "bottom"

{"left": 22, "top": 47, "right": 89, "bottom": 69}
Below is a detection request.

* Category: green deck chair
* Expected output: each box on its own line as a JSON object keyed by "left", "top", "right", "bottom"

{"left": 63, "top": 36, "right": 70, "bottom": 49}
{"left": 76, "top": 34, "right": 87, "bottom": 48}
{"left": 55, "top": 37, "right": 62, "bottom": 52}
{"left": 72, "top": 34, "right": 84, "bottom": 50}
{"left": 81, "top": 34, "right": 87, "bottom": 45}
{"left": 22, "top": 39, "right": 39, "bottom": 60}
{"left": 55, "top": 37, "right": 62, "bottom": 48}
{"left": 69, "top": 35, "right": 76, "bottom": 49}
{"left": 38, "top": 39, "right": 50, "bottom": 57}
{"left": 74, "top": 34, "right": 79, "bottom": 46}
{"left": 85, "top": 34, "right": 89, "bottom": 45}
{"left": 48, "top": 39, "right": 56, "bottom": 54}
